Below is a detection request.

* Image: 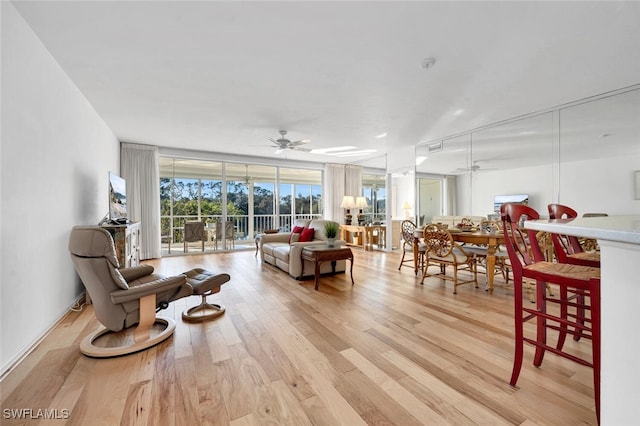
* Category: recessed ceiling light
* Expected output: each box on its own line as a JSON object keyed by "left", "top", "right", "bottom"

{"left": 332, "top": 149, "right": 377, "bottom": 157}
{"left": 375, "top": 132, "right": 387, "bottom": 139}
{"left": 420, "top": 58, "right": 436, "bottom": 70}
{"left": 311, "top": 146, "right": 357, "bottom": 154}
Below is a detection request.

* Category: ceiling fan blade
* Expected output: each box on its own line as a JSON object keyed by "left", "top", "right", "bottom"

{"left": 289, "top": 139, "right": 310, "bottom": 146}
{"left": 267, "top": 137, "right": 278, "bottom": 144}
{"left": 291, "top": 146, "right": 312, "bottom": 152}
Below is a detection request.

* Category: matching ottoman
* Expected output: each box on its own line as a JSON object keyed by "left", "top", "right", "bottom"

{"left": 182, "top": 268, "right": 230, "bottom": 322}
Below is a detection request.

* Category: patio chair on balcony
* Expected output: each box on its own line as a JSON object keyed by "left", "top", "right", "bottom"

{"left": 183, "top": 221, "right": 205, "bottom": 252}
{"left": 215, "top": 221, "right": 234, "bottom": 250}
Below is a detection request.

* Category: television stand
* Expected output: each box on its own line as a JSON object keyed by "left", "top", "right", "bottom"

{"left": 101, "top": 222, "right": 140, "bottom": 268}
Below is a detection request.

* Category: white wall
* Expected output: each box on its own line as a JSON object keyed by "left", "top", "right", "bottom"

{"left": 468, "top": 164, "right": 555, "bottom": 217}
{"left": 558, "top": 155, "right": 640, "bottom": 215}
{"left": 1, "top": 3, "right": 119, "bottom": 373}
{"left": 465, "top": 155, "right": 640, "bottom": 218}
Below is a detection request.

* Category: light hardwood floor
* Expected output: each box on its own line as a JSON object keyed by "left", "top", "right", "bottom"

{"left": 1, "top": 249, "right": 597, "bottom": 425}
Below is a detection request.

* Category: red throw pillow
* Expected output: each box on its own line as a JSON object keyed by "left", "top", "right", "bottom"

{"left": 299, "top": 227, "right": 315, "bottom": 242}
{"left": 289, "top": 226, "right": 304, "bottom": 244}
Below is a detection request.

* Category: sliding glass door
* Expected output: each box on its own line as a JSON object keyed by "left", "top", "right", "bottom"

{"left": 160, "top": 158, "right": 322, "bottom": 254}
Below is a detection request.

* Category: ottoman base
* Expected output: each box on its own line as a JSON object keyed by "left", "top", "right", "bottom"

{"left": 182, "top": 268, "right": 230, "bottom": 323}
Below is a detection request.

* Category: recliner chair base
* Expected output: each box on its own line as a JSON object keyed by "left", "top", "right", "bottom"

{"left": 80, "top": 317, "right": 176, "bottom": 358}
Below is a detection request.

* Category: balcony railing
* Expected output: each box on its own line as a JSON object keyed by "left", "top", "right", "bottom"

{"left": 161, "top": 214, "right": 322, "bottom": 251}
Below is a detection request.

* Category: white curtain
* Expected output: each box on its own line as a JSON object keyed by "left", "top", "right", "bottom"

{"left": 121, "top": 143, "right": 161, "bottom": 259}
{"left": 324, "top": 163, "right": 345, "bottom": 221}
{"left": 345, "top": 165, "right": 362, "bottom": 198}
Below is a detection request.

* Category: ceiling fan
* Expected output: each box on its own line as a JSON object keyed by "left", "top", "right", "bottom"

{"left": 267, "top": 130, "right": 312, "bottom": 154}
{"left": 454, "top": 161, "right": 497, "bottom": 173}
{"left": 242, "top": 164, "right": 251, "bottom": 184}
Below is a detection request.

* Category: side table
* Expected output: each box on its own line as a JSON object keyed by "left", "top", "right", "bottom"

{"left": 300, "top": 245, "right": 354, "bottom": 291}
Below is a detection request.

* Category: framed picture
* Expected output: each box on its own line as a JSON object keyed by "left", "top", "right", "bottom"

{"left": 635, "top": 170, "right": 640, "bottom": 200}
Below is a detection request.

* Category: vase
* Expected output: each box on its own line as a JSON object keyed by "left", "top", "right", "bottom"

{"left": 327, "top": 238, "right": 336, "bottom": 248}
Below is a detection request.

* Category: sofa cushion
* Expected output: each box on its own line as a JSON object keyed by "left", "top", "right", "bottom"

{"left": 308, "top": 219, "right": 339, "bottom": 241}
{"left": 273, "top": 245, "right": 290, "bottom": 263}
{"left": 289, "top": 226, "right": 304, "bottom": 243}
{"left": 292, "top": 219, "right": 311, "bottom": 229}
{"left": 262, "top": 241, "right": 288, "bottom": 257}
{"left": 299, "top": 227, "right": 315, "bottom": 242}
{"left": 289, "top": 233, "right": 301, "bottom": 243}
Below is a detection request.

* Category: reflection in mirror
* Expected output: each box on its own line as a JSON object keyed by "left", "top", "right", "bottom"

{"left": 415, "top": 85, "right": 640, "bottom": 219}
{"left": 470, "top": 112, "right": 554, "bottom": 215}
{"left": 559, "top": 88, "right": 640, "bottom": 214}
{"left": 417, "top": 133, "right": 471, "bottom": 215}
{"left": 391, "top": 168, "right": 415, "bottom": 220}
{"left": 416, "top": 177, "right": 442, "bottom": 226}
{"left": 361, "top": 174, "right": 386, "bottom": 224}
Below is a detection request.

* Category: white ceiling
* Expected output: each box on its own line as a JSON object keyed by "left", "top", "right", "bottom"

{"left": 11, "top": 1, "right": 640, "bottom": 166}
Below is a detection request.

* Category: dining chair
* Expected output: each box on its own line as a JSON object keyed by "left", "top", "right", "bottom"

{"left": 420, "top": 223, "right": 477, "bottom": 294}
{"left": 501, "top": 203, "right": 601, "bottom": 424}
{"left": 398, "top": 220, "right": 425, "bottom": 273}
{"left": 461, "top": 220, "right": 511, "bottom": 285}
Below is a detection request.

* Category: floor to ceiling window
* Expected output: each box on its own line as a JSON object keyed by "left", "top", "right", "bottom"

{"left": 159, "top": 158, "right": 322, "bottom": 255}
{"left": 278, "top": 167, "right": 323, "bottom": 230}
{"left": 361, "top": 173, "right": 386, "bottom": 224}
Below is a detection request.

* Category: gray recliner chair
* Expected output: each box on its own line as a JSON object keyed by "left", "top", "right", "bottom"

{"left": 69, "top": 226, "right": 226, "bottom": 357}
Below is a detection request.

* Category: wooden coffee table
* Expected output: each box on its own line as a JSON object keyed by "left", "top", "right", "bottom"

{"left": 300, "top": 245, "right": 354, "bottom": 291}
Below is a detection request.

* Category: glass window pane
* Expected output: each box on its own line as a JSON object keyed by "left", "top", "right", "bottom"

{"left": 362, "top": 173, "right": 386, "bottom": 223}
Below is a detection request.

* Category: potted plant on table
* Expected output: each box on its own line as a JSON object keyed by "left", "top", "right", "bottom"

{"left": 324, "top": 221, "right": 339, "bottom": 247}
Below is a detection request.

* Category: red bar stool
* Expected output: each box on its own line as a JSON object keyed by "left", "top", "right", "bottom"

{"left": 548, "top": 204, "right": 601, "bottom": 346}
{"left": 548, "top": 204, "right": 601, "bottom": 268}
{"left": 501, "top": 203, "right": 601, "bottom": 424}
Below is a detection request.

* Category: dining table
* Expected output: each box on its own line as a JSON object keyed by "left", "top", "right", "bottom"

{"left": 414, "top": 228, "right": 505, "bottom": 293}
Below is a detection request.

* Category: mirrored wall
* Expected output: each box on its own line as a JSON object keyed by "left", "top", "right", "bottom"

{"left": 416, "top": 85, "right": 640, "bottom": 218}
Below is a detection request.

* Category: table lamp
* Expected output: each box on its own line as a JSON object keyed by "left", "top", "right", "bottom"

{"left": 402, "top": 201, "right": 412, "bottom": 219}
{"left": 355, "top": 196, "right": 368, "bottom": 225}
{"left": 340, "top": 196, "right": 355, "bottom": 225}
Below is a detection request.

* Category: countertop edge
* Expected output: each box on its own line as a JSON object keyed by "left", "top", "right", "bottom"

{"left": 525, "top": 216, "right": 640, "bottom": 245}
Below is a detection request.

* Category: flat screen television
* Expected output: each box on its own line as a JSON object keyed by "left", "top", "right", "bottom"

{"left": 493, "top": 194, "right": 528, "bottom": 213}
{"left": 108, "top": 172, "right": 128, "bottom": 223}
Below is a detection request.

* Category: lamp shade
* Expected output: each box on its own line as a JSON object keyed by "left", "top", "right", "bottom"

{"left": 355, "top": 196, "right": 368, "bottom": 208}
{"left": 402, "top": 201, "right": 412, "bottom": 210}
{"left": 340, "top": 196, "right": 355, "bottom": 208}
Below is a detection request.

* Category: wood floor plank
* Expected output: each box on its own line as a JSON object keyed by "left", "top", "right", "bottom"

{"left": 340, "top": 347, "right": 445, "bottom": 425}
{"left": 0, "top": 248, "right": 597, "bottom": 425}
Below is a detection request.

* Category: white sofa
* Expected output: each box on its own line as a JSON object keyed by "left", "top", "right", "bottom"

{"left": 260, "top": 219, "right": 346, "bottom": 279}
{"left": 431, "top": 216, "right": 487, "bottom": 229}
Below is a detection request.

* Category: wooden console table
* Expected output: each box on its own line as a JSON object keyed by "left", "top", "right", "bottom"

{"left": 300, "top": 245, "right": 354, "bottom": 291}
{"left": 340, "top": 224, "right": 386, "bottom": 251}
